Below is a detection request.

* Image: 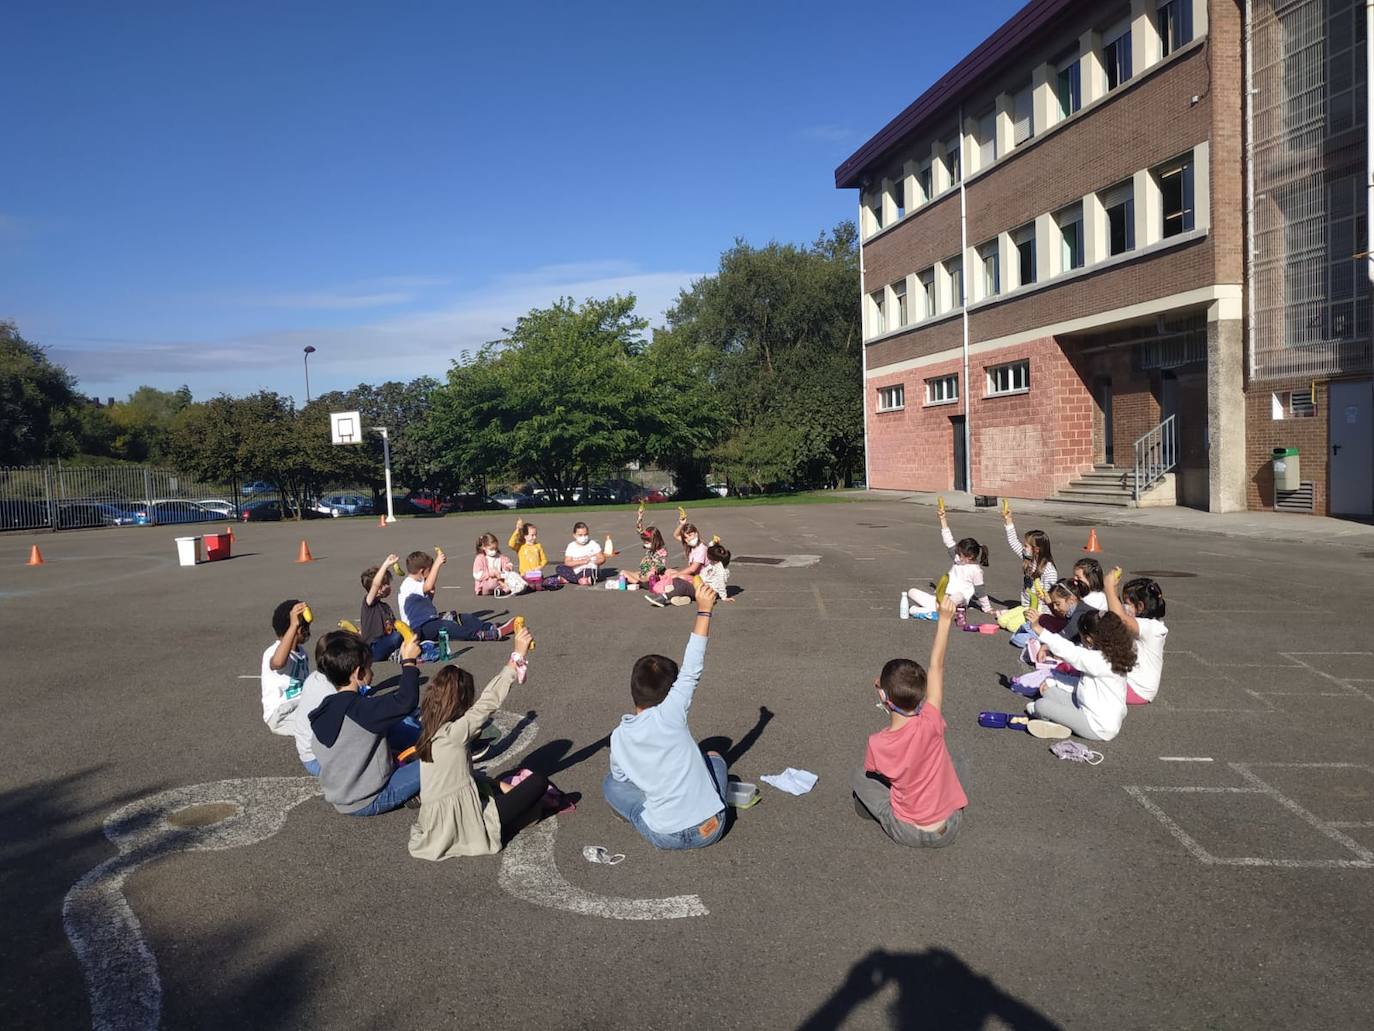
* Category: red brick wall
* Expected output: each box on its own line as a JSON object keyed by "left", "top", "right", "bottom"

{"left": 866, "top": 338, "right": 1096, "bottom": 496}
{"left": 1244, "top": 379, "right": 1329, "bottom": 514}
{"left": 1068, "top": 346, "right": 1162, "bottom": 464}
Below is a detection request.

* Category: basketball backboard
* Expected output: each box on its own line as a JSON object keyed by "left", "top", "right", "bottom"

{"left": 330, "top": 410, "right": 363, "bottom": 445}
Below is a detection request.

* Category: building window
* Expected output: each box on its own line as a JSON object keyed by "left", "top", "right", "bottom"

{"left": 892, "top": 279, "right": 908, "bottom": 327}
{"left": 1057, "top": 203, "right": 1084, "bottom": 272}
{"left": 919, "top": 268, "right": 936, "bottom": 319}
{"left": 919, "top": 162, "right": 933, "bottom": 203}
{"left": 1104, "top": 26, "right": 1133, "bottom": 90}
{"left": 1103, "top": 180, "right": 1135, "bottom": 255}
{"left": 870, "top": 289, "right": 885, "bottom": 335}
{"left": 943, "top": 135, "right": 961, "bottom": 184}
{"left": 979, "top": 240, "right": 1000, "bottom": 298}
{"left": 1056, "top": 55, "right": 1081, "bottom": 119}
{"left": 976, "top": 108, "right": 997, "bottom": 169}
{"left": 925, "top": 374, "right": 959, "bottom": 405}
{"left": 1012, "top": 223, "right": 1036, "bottom": 287}
{"left": 1271, "top": 389, "right": 1317, "bottom": 419}
{"left": 987, "top": 360, "right": 1031, "bottom": 396}
{"left": 877, "top": 384, "right": 905, "bottom": 412}
{"left": 866, "top": 193, "right": 882, "bottom": 236}
{"left": 1012, "top": 84, "right": 1034, "bottom": 145}
{"left": 1157, "top": 0, "right": 1193, "bottom": 56}
{"left": 947, "top": 257, "right": 964, "bottom": 309}
{"left": 892, "top": 180, "right": 906, "bottom": 221}
{"left": 1157, "top": 156, "right": 1195, "bottom": 237}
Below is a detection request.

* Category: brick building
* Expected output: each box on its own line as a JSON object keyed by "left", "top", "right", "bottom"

{"left": 836, "top": 0, "right": 1374, "bottom": 516}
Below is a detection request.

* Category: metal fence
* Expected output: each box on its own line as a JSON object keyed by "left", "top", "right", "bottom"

{"left": 1250, "top": 0, "right": 1374, "bottom": 381}
{"left": 0, "top": 464, "right": 240, "bottom": 532}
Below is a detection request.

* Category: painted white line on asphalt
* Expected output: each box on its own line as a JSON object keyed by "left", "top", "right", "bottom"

{"left": 236, "top": 675, "right": 260, "bottom": 679}
{"left": 1159, "top": 757, "right": 1214, "bottom": 762}
{"left": 498, "top": 819, "right": 708, "bottom": 920}
{"left": 64, "top": 776, "right": 322, "bottom": 1031}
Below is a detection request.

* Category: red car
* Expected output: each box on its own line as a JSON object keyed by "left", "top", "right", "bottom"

{"left": 631, "top": 489, "right": 668, "bottom": 504}
{"left": 405, "top": 490, "right": 453, "bottom": 514}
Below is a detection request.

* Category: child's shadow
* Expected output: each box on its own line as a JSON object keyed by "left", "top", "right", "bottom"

{"left": 515, "top": 733, "right": 612, "bottom": 776}
{"left": 700, "top": 705, "right": 774, "bottom": 768}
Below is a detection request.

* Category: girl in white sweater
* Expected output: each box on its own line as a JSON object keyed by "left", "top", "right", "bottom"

{"left": 1024, "top": 609, "right": 1135, "bottom": 742}
{"left": 1106, "top": 568, "right": 1169, "bottom": 705}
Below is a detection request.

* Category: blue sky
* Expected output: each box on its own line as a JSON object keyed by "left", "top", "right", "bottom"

{"left": 2, "top": 0, "right": 1023, "bottom": 401}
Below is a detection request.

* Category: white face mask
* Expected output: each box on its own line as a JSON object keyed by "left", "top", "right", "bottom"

{"left": 642, "top": 541, "right": 652, "bottom": 550}
{"left": 574, "top": 534, "right": 589, "bottom": 545}
{"left": 485, "top": 548, "right": 498, "bottom": 557}
{"left": 685, "top": 535, "right": 699, "bottom": 547}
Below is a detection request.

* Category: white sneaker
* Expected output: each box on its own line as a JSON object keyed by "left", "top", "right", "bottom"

{"left": 1025, "top": 719, "right": 1072, "bottom": 740}
{"left": 899, "top": 594, "right": 910, "bottom": 619}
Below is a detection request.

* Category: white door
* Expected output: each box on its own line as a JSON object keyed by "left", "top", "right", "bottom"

{"left": 1329, "top": 379, "right": 1373, "bottom": 516}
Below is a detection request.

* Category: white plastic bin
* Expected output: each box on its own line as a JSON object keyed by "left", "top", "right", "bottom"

{"left": 175, "top": 536, "right": 202, "bottom": 567}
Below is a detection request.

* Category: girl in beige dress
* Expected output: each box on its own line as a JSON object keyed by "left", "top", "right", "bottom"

{"left": 408, "top": 627, "right": 547, "bottom": 860}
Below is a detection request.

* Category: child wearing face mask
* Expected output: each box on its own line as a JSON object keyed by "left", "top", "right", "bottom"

{"left": 900, "top": 509, "right": 993, "bottom": 620}
{"left": 650, "top": 515, "right": 709, "bottom": 604}
{"left": 624, "top": 522, "right": 669, "bottom": 589}
{"left": 473, "top": 533, "right": 524, "bottom": 596}
{"left": 555, "top": 521, "right": 606, "bottom": 586}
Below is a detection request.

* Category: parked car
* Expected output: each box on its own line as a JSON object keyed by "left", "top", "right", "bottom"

{"left": 316, "top": 492, "right": 374, "bottom": 517}
{"left": 57, "top": 502, "right": 130, "bottom": 529}
{"left": 448, "top": 492, "right": 500, "bottom": 512}
{"left": 405, "top": 490, "right": 454, "bottom": 515}
{"left": 0, "top": 499, "right": 52, "bottom": 529}
{"left": 196, "top": 498, "right": 240, "bottom": 518}
{"left": 144, "top": 500, "right": 220, "bottom": 525}
{"left": 706, "top": 483, "right": 729, "bottom": 498}
{"left": 489, "top": 490, "right": 535, "bottom": 509}
{"left": 241, "top": 481, "right": 275, "bottom": 496}
{"left": 631, "top": 488, "right": 668, "bottom": 504}
{"left": 240, "top": 499, "right": 283, "bottom": 522}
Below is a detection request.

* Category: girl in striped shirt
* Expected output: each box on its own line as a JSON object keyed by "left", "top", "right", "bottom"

{"left": 1002, "top": 506, "right": 1059, "bottom": 606}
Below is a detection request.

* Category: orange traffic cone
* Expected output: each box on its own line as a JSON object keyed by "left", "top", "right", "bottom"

{"left": 1083, "top": 528, "right": 1102, "bottom": 553}
{"left": 226, "top": 525, "right": 236, "bottom": 542}
{"left": 378, "top": 515, "right": 387, "bottom": 527}
{"left": 296, "top": 539, "right": 314, "bottom": 563}
{"left": 26, "top": 544, "right": 44, "bottom": 566}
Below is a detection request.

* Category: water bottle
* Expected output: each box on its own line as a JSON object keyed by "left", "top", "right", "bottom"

{"left": 618, "top": 574, "right": 627, "bottom": 590}
{"left": 438, "top": 629, "right": 450, "bottom": 660}
{"left": 285, "top": 678, "right": 303, "bottom": 700}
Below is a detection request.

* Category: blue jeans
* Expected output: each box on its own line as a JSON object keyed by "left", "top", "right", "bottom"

{"left": 602, "top": 752, "right": 727, "bottom": 850}
{"left": 347, "top": 760, "right": 421, "bottom": 816}
{"left": 301, "top": 758, "right": 321, "bottom": 777}
{"left": 420, "top": 613, "right": 499, "bottom": 643}
{"left": 369, "top": 631, "right": 403, "bottom": 662}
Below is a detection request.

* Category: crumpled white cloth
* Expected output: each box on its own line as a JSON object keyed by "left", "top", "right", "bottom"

{"left": 760, "top": 768, "right": 819, "bottom": 795}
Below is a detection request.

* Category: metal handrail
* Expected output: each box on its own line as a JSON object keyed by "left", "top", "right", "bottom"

{"left": 1132, "top": 415, "right": 1177, "bottom": 502}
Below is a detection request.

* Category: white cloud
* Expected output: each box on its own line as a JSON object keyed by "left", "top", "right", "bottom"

{"left": 47, "top": 263, "right": 703, "bottom": 396}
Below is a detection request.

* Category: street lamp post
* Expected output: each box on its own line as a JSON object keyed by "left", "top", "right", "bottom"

{"left": 303, "top": 345, "right": 317, "bottom": 402}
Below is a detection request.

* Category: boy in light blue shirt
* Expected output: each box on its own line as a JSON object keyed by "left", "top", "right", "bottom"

{"left": 603, "top": 584, "right": 727, "bottom": 849}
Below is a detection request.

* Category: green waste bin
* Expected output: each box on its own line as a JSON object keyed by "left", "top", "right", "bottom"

{"left": 1272, "top": 447, "right": 1300, "bottom": 492}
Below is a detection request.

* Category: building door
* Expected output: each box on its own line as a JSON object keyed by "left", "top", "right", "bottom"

{"left": 1329, "top": 379, "right": 1373, "bottom": 516}
{"left": 1161, "top": 371, "right": 1178, "bottom": 422}
{"left": 951, "top": 416, "right": 968, "bottom": 492}
{"left": 1096, "top": 378, "right": 1115, "bottom": 465}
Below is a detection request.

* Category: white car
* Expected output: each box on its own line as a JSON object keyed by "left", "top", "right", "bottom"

{"left": 197, "top": 498, "right": 240, "bottom": 517}
{"left": 707, "top": 483, "right": 729, "bottom": 498}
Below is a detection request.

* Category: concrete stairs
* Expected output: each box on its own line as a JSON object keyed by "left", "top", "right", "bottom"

{"left": 1051, "top": 465, "right": 1173, "bottom": 508}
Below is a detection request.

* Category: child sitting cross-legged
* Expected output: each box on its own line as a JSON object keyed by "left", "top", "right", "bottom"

{"left": 408, "top": 624, "right": 555, "bottom": 859}
{"left": 556, "top": 521, "right": 606, "bottom": 585}
{"left": 308, "top": 629, "right": 425, "bottom": 816}
{"left": 398, "top": 549, "right": 515, "bottom": 643}
{"left": 472, "top": 533, "right": 524, "bottom": 596}
{"left": 603, "top": 584, "right": 729, "bottom": 850}
{"left": 1023, "top": 608, "right": 1134, "bottom": 741}
{"left": 900, "top": 509, "right": 994, "bottom": 619}
{"left": 854, "top": 595, "right": 967, "bottom": 848}
{"left": 260, "top": 599, "right": 312, "bottom": 756}
{"left": 359, "top": 554, "right": 404, "bottom": 663}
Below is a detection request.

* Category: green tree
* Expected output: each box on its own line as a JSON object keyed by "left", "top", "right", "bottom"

{"left": 106, "top": 385, "right": 194, "bottom": 462}
{"left": 426, "top": 296, "right": 647, "bottom": 501}
{"left": 661, "top": 221, "right": 862, "bottom": 490}
{"left": 0, "top": 321, "right": 81, "bottom": 463}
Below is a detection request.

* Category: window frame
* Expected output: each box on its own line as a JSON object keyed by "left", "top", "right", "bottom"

{"left": 918, "top": 268, "right": 936, "bottom": 320}
{"left": 1056, "top": 203, "right": 1085, "bottom": 273}
{"left": 1157, "top": 0, "right": 1193, "bottom": 57}
{"left": 1103, "top": 23, "right": 1133, "bottom": 90}
{"left": 1056, "top": 54, "right": 1082, "bottom": 120}
{"left": 946, "top": 256, "right": 964, "bottom": 310}
{"left": 1012, "top": 223, "right": 1037, "bottom": 288}
{"left": 892, "top": 279, "right": 908, "bottom": 328}
{"left": 924, "top": 374, "right": 960, "bottom": 407}
{"left": 870, "top": 288, "right": 886, "bottom": 335}
{"left": 1102, "top": 180, "right": 1136, "bottom": 256}
{"left": 986, "top": 359, "right": 1032, "bottom": 397}
{"left": 876, "top": 384, "right": 906, "bottom": 412}
{"left": 943, "top": 134, "right": 961, "bottom": 184}
{"left": 976, "top": 107, "right": 997, "bottom": 169}
{"left": 978, "top": 240, "right": 1000, "bottom": 299}
{"left": 1156, "top": 155, "right": 1196, "bottom": 238}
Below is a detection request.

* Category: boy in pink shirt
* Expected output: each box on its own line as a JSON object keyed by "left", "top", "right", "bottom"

{"left": 854, "top": 595, "right": 967, "bottom": 847}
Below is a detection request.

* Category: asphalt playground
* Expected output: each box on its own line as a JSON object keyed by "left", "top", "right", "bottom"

{"left": 3, "top": 499, "right": 1372, "bottom": 1030}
